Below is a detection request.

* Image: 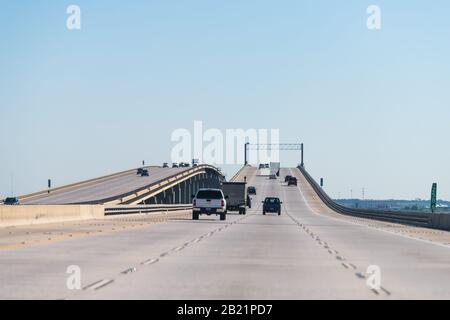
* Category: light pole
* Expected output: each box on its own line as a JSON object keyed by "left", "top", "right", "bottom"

{"left": 244, "top": 142, "right": 250, "bottom": 165}
{"left": 300, "top": 143, "right": 304, "bottom": 167}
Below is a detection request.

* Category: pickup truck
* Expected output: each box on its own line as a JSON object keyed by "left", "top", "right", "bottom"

{"left": 192, "top": 188, "right": 227, "bottom": 220}
{"left": 221, "top": 182, "right": 247, "bottom": 215}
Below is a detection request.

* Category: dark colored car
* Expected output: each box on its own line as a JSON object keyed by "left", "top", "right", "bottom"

{"left": 262, "top": 197, "right": 282, "bottom": 215}
{"left": 284, "top": 175, "right": 292, "bottom": 182}
{"left": 247, "top": 186, "right": 256, "bottom": 195}
{"left": 259, "top": 164, "right": 265, "bottom": 169}
{"left": 287, "top": 177, "right": 297, "bottom": 186}
{"left": 162, "top": 163, "right": 169, "bottom": 168}
{"left": 137, "top": 168, "right": 144, "bottom": 175}
{"left": 3, "top": 197, "right": 20, "bottom": 205}
{"left": 172, "top": 163, "right": 179, "bottom": 168}
{"left": 140, "top": 169, "right": 149, "bottom": 176}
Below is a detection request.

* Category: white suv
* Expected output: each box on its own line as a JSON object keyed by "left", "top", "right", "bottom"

{"left": 192, "top": 188, "right": 227, "bottom": 221}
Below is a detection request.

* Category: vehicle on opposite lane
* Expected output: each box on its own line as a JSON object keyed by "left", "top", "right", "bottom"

{"left": 262, "top": 197, "right": 282, "bottom": 216}
{"left": 192, "top": 188, "right": 227, "bottom": 221}
{"left": 2, "top": 197, "right": 20, "bottom": 205}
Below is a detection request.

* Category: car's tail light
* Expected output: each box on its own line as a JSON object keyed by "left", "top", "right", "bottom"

{"left": 193, "top": 199, "right": 196, "bottom": 207}
{"left": 221, "top": 199, "right": 225, "bottom": 207}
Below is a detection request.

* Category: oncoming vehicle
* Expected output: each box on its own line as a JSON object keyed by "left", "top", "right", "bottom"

{"left": 162, "top": 162, "right": 169, "bottom": 168}
{"left": 172, "top": 163, "right": 179, "bottom": 168}
{"left": 287, "top": 177, "right": 297, "bottom": 186}
{"left": 3, "top": 197, "right": 20, "bottom": 205}
{"left": 262, "top": 197, "right": 282, "bottom": 216}
{"left": 247, "top": 186, "right": 256, "bottom": 195}
{"left": 284, "top": 175, "right": 292, "bottom": 183}
{"left": 137, "top": 168, "right": 144, "bottom": 175}
{"left": 140, "top": 169, "right": 149, "bottom": 176}
{"left": 259, "top": 164, "right": 265, "bottom": 169}
{"left": 192, "top": 189, "right": 227, "bottom": 221}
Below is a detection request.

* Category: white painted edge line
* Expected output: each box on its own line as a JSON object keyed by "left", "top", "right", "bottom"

{"left": 292, "top": 169, "right": 450, "bottom": 250}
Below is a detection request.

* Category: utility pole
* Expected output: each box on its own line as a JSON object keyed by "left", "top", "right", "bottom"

{"left": 48, "top": 179, "right": 51, "bottom": 194}
{"left": 300, "top": 143, "right": 304, "bottom": 167}
{"left": 10, "top": 173, "right": 14, "bottom": 197}
{"left": 244, "top": 142, "right": 249, "bottom": 165}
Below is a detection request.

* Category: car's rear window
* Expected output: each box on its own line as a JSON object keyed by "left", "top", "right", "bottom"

{"left": 196, "top": 190, "right": 223, "bottom": 199}
{"left": 265, "top": 198, "right": 280, "bottom": 204}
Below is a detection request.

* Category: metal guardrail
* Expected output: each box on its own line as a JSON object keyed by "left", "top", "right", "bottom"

{"left": 104, "top": 204, "right": 192, "bottom": 216}
{"left": 297, "top": 166, "right": 432, "bottom": 228}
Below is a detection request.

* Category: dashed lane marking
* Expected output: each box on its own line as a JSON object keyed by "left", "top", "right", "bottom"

{"left": 83, "top": 279, "right": 114, "bottom": 291}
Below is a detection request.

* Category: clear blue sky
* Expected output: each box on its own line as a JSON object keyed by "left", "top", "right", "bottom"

{"left": 1, "top": 0, "right": 449, "bottom": 200}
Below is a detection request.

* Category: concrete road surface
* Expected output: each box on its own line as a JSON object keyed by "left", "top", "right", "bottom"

{"left": 22, "top": 167, "right": 185, "bottom": 205}
{"left": 1, "top": 168, "right": 450, "bottom": 299}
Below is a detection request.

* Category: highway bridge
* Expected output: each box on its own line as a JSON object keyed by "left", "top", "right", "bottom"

{"left": 19, "top": 165, "right": 224, "bottom": 205}
{"left": 1, "top": 165, "right": 450, "bottom": 299}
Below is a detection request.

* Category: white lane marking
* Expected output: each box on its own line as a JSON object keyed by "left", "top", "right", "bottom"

{"left": 142, "top": 258, "right": 159, "bottom": 265}
{"left": 83, "top": 279, "right": 114, "bottom": 291}
{"left": 292, "top": 168, "right": 450, "bottom": 250}
{"left": 283, "top": 170, "right": 393, "bottom": 297}
{"left": 121, "top": 267, "right": 137, "bottom": 275}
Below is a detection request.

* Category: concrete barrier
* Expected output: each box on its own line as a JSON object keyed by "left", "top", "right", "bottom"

{"left": 0, "top": 205, "right": 104, "bottom": 228}
{"left": 230, "top": 165, "right": 257, "bottom": 183}
{"left": 431, "top": 213, "right": 450, "bottom": 231}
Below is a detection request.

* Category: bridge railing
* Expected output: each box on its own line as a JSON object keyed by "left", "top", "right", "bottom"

{"left": 85, "top": 164, "right": 223, "bottom": 205}
{"left": 104, "top": 204, "right": 192, "bottom": 216}
{"left": 297, "top": 166, "right": 440, "bottom": 229}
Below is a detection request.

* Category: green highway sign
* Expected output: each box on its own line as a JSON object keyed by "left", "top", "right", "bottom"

{"left": 431, "top": 183, "right": 437, "bottom": 213}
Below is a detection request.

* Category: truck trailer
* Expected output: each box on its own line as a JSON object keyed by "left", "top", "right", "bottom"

{"left": 221, "top": 182, "right": 247, "bottom": 215}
